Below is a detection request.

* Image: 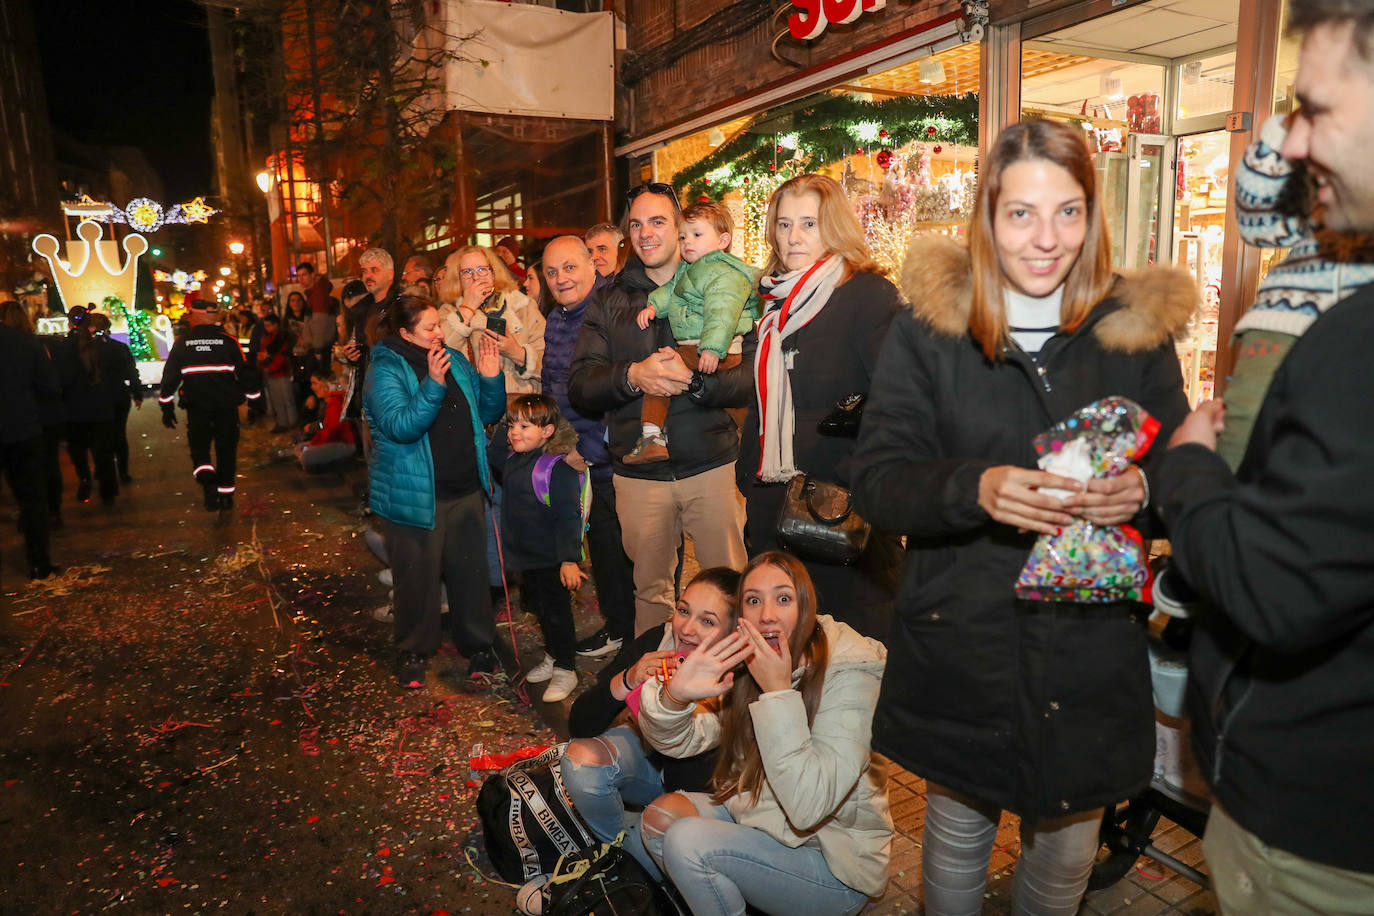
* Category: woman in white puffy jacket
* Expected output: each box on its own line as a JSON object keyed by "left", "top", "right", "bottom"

{"left": 436, "top": 245, "right": 545, "bottom": 395}
{"left": 636, "top": 551, "right": 893, "bottom": 916}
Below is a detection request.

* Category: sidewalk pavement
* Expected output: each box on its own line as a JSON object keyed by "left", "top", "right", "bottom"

{"left": 0, "top": 404, "right": 1216, "bottom": 914}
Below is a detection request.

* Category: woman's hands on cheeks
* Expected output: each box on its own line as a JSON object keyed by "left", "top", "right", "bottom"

{"left": 664, "top": 628, "right": 753, "bottom": 704}
{"left": 977, "top": 466, "right": 1081, "bottom": 535}
{"left": 738, "top": 618, "right": 792, "bottom": 693}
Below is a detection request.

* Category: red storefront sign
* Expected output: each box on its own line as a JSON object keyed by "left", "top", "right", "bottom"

{"left": 788, "top": 0, "right": 887, "bottom": 40}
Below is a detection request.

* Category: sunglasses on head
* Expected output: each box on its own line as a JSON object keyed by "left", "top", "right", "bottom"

{"left": 625, "top": 182, "right": 681, "bottom": 210}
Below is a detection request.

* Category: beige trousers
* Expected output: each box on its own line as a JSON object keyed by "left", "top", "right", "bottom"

{"left": 612, "top": 463, "right": 747, "bottom": 636}
{"left": 1204, "top": 803, "right": 1374, "bottom": 915}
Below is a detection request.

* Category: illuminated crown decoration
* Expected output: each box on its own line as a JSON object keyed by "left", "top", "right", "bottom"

{"left": 32, "top": 219, "right": 147, "bottom": 311}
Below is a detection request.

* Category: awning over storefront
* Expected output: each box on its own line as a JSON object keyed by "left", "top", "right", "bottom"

{"left": 616, "top": 9, "right": 980, "bottom": 158}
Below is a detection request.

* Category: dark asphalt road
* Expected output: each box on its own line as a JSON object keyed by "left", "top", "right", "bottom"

{"left": 0, "top": 404, "right": 594, "bottom": 915}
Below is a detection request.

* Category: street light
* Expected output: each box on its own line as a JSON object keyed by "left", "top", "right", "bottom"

{"left": 219, "top": 266, "right": 232, "bottom": 277}
{"left": 227, "top": 241, "right": 248, "bottom": 305}
{"left": 256, "top": 171, "right": 271, "bottom": 194}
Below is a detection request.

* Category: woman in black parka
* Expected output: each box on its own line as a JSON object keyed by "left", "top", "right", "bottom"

{"left": 851, "top": 121, "right": 1194, "bottom": 914}
{"left": 739, "top": 173, "right": 903, "bottom": 640}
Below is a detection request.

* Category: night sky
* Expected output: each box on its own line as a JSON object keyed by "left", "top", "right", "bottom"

{"left": 32, "top": 0, "right": 215, "bottom": 202}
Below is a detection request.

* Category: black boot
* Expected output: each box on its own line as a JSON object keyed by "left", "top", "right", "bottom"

{"left": 203, "top": 483, "right": 219, "bottom": 511}
{"left": 76, "top": 479, "right": 92, "bottom": 503}
{"left": 218, "top": 493, "right": 234, "bottom": 511}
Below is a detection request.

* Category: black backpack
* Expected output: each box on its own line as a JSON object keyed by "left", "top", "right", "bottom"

{"left": 543, "top": 837, "right": 670, "bottom": 916}
{"left": 477, "top": 743, "right": 596, "bottom": 882}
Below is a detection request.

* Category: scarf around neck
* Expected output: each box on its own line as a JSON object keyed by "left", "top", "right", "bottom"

{"left": 754, "top": 256, "right": 845, "bottom": 482}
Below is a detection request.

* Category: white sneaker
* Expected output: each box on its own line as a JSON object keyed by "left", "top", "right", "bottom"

{"left": 525, "top": 654, "right": 555, "bottom": 684}
{"left": 378, "top": 568, "right": 393, "bottom": 587}
{"left": 541, "top": 668, "right": 578, "bottom": 703}
{"left": 515, "top": 873, "right": 549, "bottom": 915}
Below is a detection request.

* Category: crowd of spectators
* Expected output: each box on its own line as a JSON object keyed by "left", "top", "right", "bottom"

{"left": 7, "top": 7, "right": 1374, "bottom": 908}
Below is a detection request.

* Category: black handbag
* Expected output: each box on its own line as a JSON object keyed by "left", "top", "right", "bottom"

{"left": 775, "top": 474, "right": 872, "bottom": 565}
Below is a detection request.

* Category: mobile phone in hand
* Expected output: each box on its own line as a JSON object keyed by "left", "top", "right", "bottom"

{"left": 485, "top": 315, "right": 507, "bottom": 337}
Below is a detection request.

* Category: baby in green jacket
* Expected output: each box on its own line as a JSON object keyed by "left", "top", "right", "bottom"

{"left": 626, "top": 199, "right": 761, "bottom": 465}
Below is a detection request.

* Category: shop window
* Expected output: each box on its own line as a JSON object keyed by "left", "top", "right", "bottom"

{"left": 1175, "top": 50, "right": 1235, "bottom": 121}
{"left": 420, "top": 222, "right": 451, "bottom": 252}
{"left": 1020, "top": 49, "right": 1166, "bottom": 270}
{"left": 649, "top": 42, "right": 981, "bottom": 276}
{"left": 1173, "top": 129, "right": 1230, "bottom": 405}
{"left": 474, "top": 186, "right": 523, "bottom": 249}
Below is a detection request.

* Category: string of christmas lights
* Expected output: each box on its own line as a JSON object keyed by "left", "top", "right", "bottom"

{"left": 675, "top": 93, "right": 979, "bottom": 200}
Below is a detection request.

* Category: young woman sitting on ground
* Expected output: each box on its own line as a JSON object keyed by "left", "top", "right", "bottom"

{"left": 636, "top": 551, "right": 892, "bottom": 916}
{"left": 559, "top": 566, "right": 741, "bottom": 878}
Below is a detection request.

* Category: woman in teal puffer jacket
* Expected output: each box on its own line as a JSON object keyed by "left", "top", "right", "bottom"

{"left": 364, "top": 294, "right": 506, "bottom": 688}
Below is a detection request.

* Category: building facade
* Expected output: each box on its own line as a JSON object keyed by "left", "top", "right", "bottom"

{"left": 618, "top": 0, "right": 1298, "bottom": 404}
{"left": 0, "top": 0, "right": 61, "bottom": 295}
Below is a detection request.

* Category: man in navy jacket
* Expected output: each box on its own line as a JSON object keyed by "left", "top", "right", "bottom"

{"left": 540, "top": 236, "right": 635, "bottom": 658}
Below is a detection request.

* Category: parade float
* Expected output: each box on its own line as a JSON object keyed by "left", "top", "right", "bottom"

{"left": 30, "top": 194, "right": 219, "bottom": 385}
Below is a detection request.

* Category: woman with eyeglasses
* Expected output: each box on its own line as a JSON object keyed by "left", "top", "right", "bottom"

{"left": 436, "top": 245, "right": 545, "bottom": 395}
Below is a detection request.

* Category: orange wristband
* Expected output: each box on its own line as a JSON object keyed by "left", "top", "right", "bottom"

{"left": 661, "top": 681, "right": 689, "bottom": 709}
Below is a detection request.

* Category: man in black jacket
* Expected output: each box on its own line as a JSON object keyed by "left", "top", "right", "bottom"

{"left": 1154, "top": 3, "right": 1374, "bottom": 909}
{"left": 159, "top": 302, "right": 261, "bottom": 511}
{"left": 0, "top": 318, "right": 61, "bottom": 581}
{"left": 569, "top": 184, "right": 751, "bottom": 635}
{"left": 341, "top": 248, "right": 400, "bottom": 421}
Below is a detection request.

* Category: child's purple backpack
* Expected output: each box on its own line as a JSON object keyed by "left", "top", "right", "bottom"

{"left": 532, "top": 454, "right": 591, "bottom": 558}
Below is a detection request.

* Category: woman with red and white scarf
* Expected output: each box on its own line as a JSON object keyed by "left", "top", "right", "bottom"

{"left": 738, "top": 173, "right": 903, "bottom": 640}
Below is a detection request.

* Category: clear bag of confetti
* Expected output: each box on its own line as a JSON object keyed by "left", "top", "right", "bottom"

{"left": 1015, "top": 397, "right": 1160, "bottom": 604}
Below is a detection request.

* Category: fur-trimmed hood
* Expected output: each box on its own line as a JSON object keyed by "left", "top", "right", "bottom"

{"left": 899, "top": 234, "right": 1197, "bottom": 353}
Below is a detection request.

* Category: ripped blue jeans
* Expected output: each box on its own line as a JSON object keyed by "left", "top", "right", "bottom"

{"left": 641, "top": 792, "right": 868, "bottom": 916}
{"left": 559, "top": 725, "right": 665, "bottom": 879}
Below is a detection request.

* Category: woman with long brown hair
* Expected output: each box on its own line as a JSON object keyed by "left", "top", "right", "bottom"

{"left": 634, "top": 551, "right": 891, "bottom": 915}
{"left": 739, "top": 173, "right": 903, "bottom": 640}
{"left": 851, "top": 119, "right": 1195, "bottom": 913}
